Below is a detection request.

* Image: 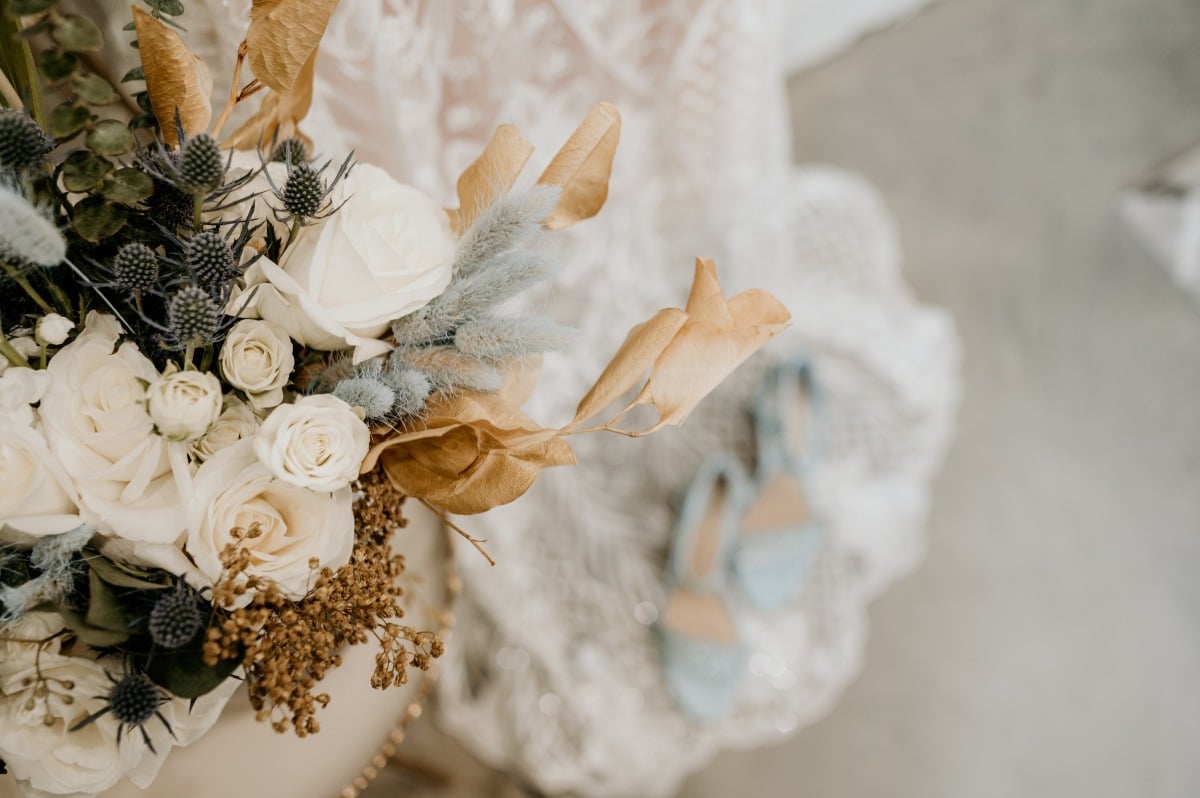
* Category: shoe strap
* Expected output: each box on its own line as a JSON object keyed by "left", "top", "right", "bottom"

{"left": 666, "top": 453, "right": 748, "bottom": 592}
{"left": 753, "top": 355, "right": 822, "bottom": 480}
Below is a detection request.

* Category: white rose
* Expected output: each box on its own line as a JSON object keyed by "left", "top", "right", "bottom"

{"left": 190, "top": 397, "right": 259, "bottom": 462}
{"left": 0, "top": 335, "right": 39, "bottom": 375}
{"left": 233, "top": 164, "right": 454, "bottom": 364}
{"left": 218, "top": 319, "right": 294, "bottom": 409}
{"left": 41, "top": 312, "right": 192, "bottom": 544}
{"left": 185, "top": 438, "right": 354, "bottom": 605}
{"left": 252, "top": 394, "right": 369, "bottom": 492}
{"left": 35, "top": 313, "right": 74, "bottom": 346}
{"left": 147, "top": 367, "right": 223, "bottom": 442}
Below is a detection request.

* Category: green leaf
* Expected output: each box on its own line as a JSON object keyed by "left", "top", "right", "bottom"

{"left": 86, "top": 119, "right": 134, "bottom": 156}
{"left": 59, "top": 608, "right": 130, "bottom": 647}
{"left": 134, "top": 90, "right": 153, "bottom": 114}
{"left": 121, "top": 65, "right": 145, "bottom": 83}
{"left": 144, "top": 0, "right": 186, "bottom": 15}
{"left": 37, "top": 49, "right": 77, "bottom": 83}
{"left": 51, "top": 14, "right": 103, "bottom": 53}
{"left": 86, "top": 570, "right": 132, "bottom": 633}
{"left": 89, "top": 556, "right": 171, "bottom": 590}
{"left": 103, "top": 168, "right": 155, "bottom": 204}
{"left": 62, "top": 150, "right": 113, "bottom": 191}
{"left": 72, "top": 197, "right": 127, "bottom": 242}
{"left": 10, "top": 0, "right": 56, "bottom": 12}
{"left": 143, "top": 645, "right": 242, "bottom": 699}
{"left": 71, "top": 73, "right": 120, "bottom": 105}
{"left": 49, "top": 102, "right": 91, "bottom": 138}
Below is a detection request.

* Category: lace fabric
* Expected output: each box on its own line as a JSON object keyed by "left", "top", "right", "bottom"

{"left": 182, "top": 1, "right": 959, "bottom": 794}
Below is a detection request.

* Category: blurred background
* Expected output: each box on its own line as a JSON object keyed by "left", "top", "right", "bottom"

{"left": 375, "top": 0, "right": 1200, "bottom": 795}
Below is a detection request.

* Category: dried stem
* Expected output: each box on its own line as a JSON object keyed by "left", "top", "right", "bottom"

{"left": 211, "top": 41, "right": 249, "bottom": 139}
{"left": 419, "top": 499, "right": 495, "bottom": 566}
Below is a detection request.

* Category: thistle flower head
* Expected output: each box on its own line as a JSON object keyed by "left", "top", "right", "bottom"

{"left": 177, "top": 133, "right": 225, "bottom": 193}
{"left": 184, "top": 230, "right": 235, "bottom": 286}
{"left": 149, "top": 584, "right": 204, "bottom": 648}
{"left": 0, "top": 109, "right": 53, "bottom": 173}
{"left": 72, "top": 670, "right": 172, "bottom": 752}
{"left": 112, "top": 242, "right": 160, "bottom": 290}
{"left": 0, "top": 186, "right": 66, "bottom": 267}
{"left": 167, "top": 285, "right": 220, "bottom": 347}
{"left": 281, "top": 165, "right": 325, "bottom": 219}
{"left": 271, "top": 138, "right": 309, "bottom": 164}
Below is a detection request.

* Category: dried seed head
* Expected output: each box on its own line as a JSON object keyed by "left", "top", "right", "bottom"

{"left": 0, "top": 109, "right": 53, "bottom": 172}
{"left": 168, "top": 285, "right": 220, "bottom": 346}
{"left": 112, "top": 242, "right": 159, "bottom": 290}
{"left": 281, "top": 165, "right": 324, "bottom": 219}
{"left": 149, "top": 586, "right": 204, "bottom": 648}
{"left": 184, "top": 231, "right": 235, "bottom": 285}
{"left": 177, "top": 133, "right": 225, "bottom": 193}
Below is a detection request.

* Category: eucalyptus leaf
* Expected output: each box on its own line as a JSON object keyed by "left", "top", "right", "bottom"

{"left": 143, "top": 646, "right": 241, "bottom": 699}
{"left": 59, "top": 609, "right": 130, "bottom": 647}
{"left": 121, "top": 65, "right": 145, "bottom": 83}
{"left": 62, "top": 150, "right": 112, "bottom": 192}
{"left": 102, "top": 168, "right": 154, "bottom": 204}
{"left": 37, "top": 49, "right": 77, "bottom": 83}
{"left": 10, "top": 0, "right": 56, "bottom": 13}
{"left": 72, "top": 197, "right": 127, "bottom": 242}
{"left": 51, "top": 14, "right": 103, "bottom": 53}
{"left": 50, "top": 102, "right": 91, "bottom": 138}
{"left": 86, "top": 119, "right": 134, "bottom": 155}
{"left": 71, "top": 73, "right": 120, "bottom": 105}
{"left": 135, "top": 90, "right": 152, "bottom": 114}
{"left": 86, "top": 570, "right": 132, "bottom": 633}
{"left": 145, "top": 0, "right": 186, "bottom": 15}
{"left": 89, "top": 556, "right": 170, "bottom": 590}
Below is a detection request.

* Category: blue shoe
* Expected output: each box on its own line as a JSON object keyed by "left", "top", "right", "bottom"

{"left": 734, "top": 356, "right": 826, "bottom": 612}
{"left": 658, "top": 454, "right": 751, "bottom": 720}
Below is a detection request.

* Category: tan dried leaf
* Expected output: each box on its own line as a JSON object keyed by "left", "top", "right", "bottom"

{"left": 363, "top": 364, "right": 574, "bottom": 516}
{"left": 537, "top": 102, "right": 621, "bottom": 230}
{"left": 568, "top": 258, "right": 790, "bottom": 434}
{"left": 246, "top": 0, "right": 339, "bottom": 93}
{"left": 449, "top": 124, "right": 534, "bottom": 235}
{"left": 132, "top": 5, "right": 212, "bottom": 146}
{"left": 224, "top": 46, "right": 317, "bottom": 150}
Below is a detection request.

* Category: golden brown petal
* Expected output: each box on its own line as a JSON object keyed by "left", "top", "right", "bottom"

{"left": 132, "top": 5, "right": 212, "bottom": 145}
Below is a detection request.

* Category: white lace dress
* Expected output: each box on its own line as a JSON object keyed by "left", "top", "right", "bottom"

{"left": 187, "top": 2, "right": 959, "bottom": 795}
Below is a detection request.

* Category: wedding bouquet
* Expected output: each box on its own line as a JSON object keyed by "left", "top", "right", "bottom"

{"left": 0, "top": 1, "right": 790, "bottom": 796}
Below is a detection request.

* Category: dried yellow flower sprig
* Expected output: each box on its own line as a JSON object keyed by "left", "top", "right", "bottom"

{"left": 202, "top": 471, "right": 442, "bottom": 736}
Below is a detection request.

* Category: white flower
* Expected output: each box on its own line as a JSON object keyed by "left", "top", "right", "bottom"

{"left": 146, "top": 367, "right": 223, "bottom": 442}
{"left": 233, "top": 164, "right": 455, "bottom": 364}
{"left": 252, "top": 394, "right": 369, "bottom": 492}
{"left": 0, "top": 335, "right": 39, "bottom": 375}
{"left": 40, "top": 312, "right": 192, "bottom": 544}
{"left": 185, "top": 438, "right": 354, "bottom": 604}
{"left": 190, "top": 397, "right": 259, "bottom": 461}
{"left": 0, "top": 617, "right": 238, "bottom": 798}
{"left": 35, "top": 313, "right": 74, "bottom": 346}
{"left": 218, "top": 319, "right": 294, "bottom": 409}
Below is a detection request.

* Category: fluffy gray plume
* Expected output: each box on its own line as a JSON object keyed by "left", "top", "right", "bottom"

{"left": 454, "top": 185, "right": 560, "bottom": 280}
{"left": 0, "top": 186, "right": 65, "bottom": 267}
{"left": 384, "top": 366, "right": 433, "bottom": 418}
{"left": 392, "top": 249, "right": 555, "bottom": 345}
{"left": 454, "top": 317, "right": 574, "bottom": 363}
{"left": 333, "top": 377, "right": 396, "bottom": 422}
{"left": 390, "top": 345, "right": 502, "bottom": 395}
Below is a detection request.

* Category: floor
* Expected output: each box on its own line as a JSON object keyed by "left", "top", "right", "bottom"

{"left": 680, "top": 0, "right": 1200, "bottom": 795}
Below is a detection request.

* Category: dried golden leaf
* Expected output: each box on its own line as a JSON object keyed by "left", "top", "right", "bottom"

{"left": 363, "top": 366, "right": 574, "bottom": 515}
{"left": 449, "top": 124, "right": 534, "bottom": 235}
{"left": 570, "top": 308, "right": 687, "bottom": 427}
{"left": 568, "top": 258, "right": 790, "bottom": 435}
{"left": 628, "top": 258, "right": 790, "bottom": 430}
{"left": 132, "top": 5, "right": 212, "bottom": 145}
{"left": 224, "top": 47, "right": 317, "bottom": 150}
{"left": 537, "top": 102, "right": 621, "bottom": 230}
{"left": 246, "top": 0, "right": 339, "bottom": 93}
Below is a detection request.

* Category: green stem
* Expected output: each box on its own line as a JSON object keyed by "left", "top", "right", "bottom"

{"left": 0, "top": 333, "right": 31, "bottom": 369}
{"left": 16, "top": 37, "right": 44, "bottom": 127}
{"left": 38, "top": 341, "right": 46, "bottom": 368}
{"left": 1, "top": 261, "right": 55, "bottom": 315}
{"left": 287, "top": 219, "right": 301, "bottom": 250}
